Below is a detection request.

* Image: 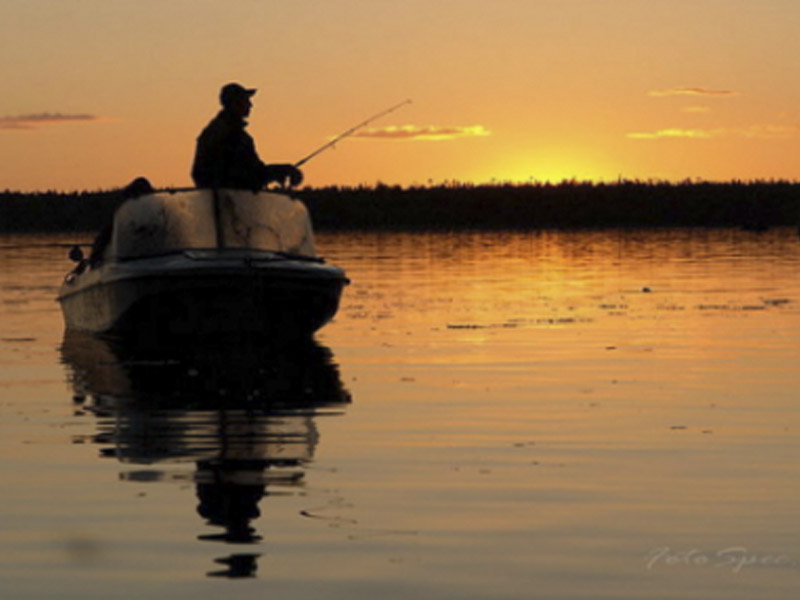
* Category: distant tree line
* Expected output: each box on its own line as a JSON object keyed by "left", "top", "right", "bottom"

{"left": 297, "top": 180, "right": 800, "bottom": 231}
{"left": 1, "top": 180, "right": 799, "bottom": 233}
{"left": 0, "top": 189, "right": 124, "bottom": 233}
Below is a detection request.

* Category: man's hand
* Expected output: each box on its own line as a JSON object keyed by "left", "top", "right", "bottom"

{"left": 264, "top": 164, "right": 304, "bottom": 188}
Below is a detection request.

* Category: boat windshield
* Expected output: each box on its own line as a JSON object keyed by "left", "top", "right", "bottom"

{"left": 110, "top": 190, "right": 316, "bottom": 259}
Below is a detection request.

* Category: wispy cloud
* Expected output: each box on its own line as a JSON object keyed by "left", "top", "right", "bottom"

{"left": 351, "top": 125, "right": 491, "bottom": 141}
{"left": 628, "top": 124, "right": 799, "bottom": 140}
{"left": 628, "top": 128, "right": 715, "bottom": 140}
{"left": 683, "top": 105, "right": 711, "bottom": 113}
{"left": 0, "top": 112, "right": 98, "bottom": 130}
{"left": 648, "top": 87, "right": 738, "bottom": 97}
{"left": 735, "top": 124, "right": 800, "bottom": 138}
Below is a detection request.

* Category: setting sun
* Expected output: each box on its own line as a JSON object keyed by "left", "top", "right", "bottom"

{"left": 480, "top": 147, "right": 613, "bottom": 184}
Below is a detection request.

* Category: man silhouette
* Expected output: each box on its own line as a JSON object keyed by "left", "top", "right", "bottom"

{"left": 192, "top": 83, "right": 303, "bottom": 190}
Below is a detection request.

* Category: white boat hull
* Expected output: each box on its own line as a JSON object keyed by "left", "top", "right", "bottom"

{"left": 57, "top": 190, "right": 348, "bottom": 340}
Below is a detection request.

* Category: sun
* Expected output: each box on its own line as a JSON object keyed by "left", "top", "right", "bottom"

{"left": 481, "top": 149, "right": 614, "bottom": 185}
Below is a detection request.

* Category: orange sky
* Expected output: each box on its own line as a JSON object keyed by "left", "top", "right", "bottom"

{"left": 2, "top": 0, "right": 800, "bottom": 192}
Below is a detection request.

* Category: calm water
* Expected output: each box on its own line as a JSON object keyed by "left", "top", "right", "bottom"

{"left": 1, "top": 228, "right": 799, "bottom": 599}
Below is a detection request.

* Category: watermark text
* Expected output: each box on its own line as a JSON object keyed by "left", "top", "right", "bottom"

{"left": 646, "top": 546, "right": 795, "bottom": 573}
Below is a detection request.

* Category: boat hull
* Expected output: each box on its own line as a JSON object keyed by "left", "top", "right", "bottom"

{"left": 58, "top": 251, "right": 347, "bottom": 340}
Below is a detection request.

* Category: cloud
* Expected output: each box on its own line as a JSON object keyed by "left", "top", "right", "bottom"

{"left": 627, "top": 128, "right": 715, "bottom": 140}
{"left": 628, "top": 124, "right": 799, "bottom": 140}
{"left": 0, "top": 112, "right": 98, "bottom": 130}
{"left": 648, "top": 87, "right": 738, "bottom": 97}
{"left": 683, "top": 105, "right": 711, "bottom": 113}
{"left": 351, "top": 124, "right": 491, "bottom": 141}
{"left": 735, "top": 124, "right": 799, "bottom": 138}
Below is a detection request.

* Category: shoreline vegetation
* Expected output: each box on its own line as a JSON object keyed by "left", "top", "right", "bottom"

{"left": 1, "top": 180, "right": 799, "bottom": 233}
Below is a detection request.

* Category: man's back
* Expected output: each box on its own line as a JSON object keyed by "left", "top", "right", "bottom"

{"left": 192, "top": 109, "right": 265, "bottom": 190}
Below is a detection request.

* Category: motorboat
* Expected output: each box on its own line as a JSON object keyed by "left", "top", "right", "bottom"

{"left": 57, "top": 188, "right": 349, "bottom": 340}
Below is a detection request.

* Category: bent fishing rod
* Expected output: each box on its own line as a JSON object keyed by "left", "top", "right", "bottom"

{"left": 294, "top": 99, "right": 412, "bottom": 168}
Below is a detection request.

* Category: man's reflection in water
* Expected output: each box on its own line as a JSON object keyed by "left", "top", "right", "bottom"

{"left": 61, "top": 332, "right": 351, "bottom": 579}
{"left": 197, "top": 456, "right": 267, "bottom": 578}
{"left": 207, "top": 553, "right": 262, "bottom": 579}
{"left": 196, "top": 459, "right": 267, "bottom": 544}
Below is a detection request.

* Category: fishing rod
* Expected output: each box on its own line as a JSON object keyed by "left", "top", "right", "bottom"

{"left": 294, "top": 99, "right": 412, "bottom": 168}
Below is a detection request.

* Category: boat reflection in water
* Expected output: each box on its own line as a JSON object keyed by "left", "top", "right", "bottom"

{"left": 61, "top": 332, "right": 351, "bottom": 578}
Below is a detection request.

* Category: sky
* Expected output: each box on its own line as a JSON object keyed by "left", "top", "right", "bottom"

{"left": 2, "top": 0, "right": 800, "bottom": 191}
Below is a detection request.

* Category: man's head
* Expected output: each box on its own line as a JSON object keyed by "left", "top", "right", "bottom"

{"left": 220, "top": 82, "right": 256, "bottom": 117}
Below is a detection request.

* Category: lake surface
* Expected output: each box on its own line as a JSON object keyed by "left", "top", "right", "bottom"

{"left": 1, "top": 228, "right": 799, "bottom": 599}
